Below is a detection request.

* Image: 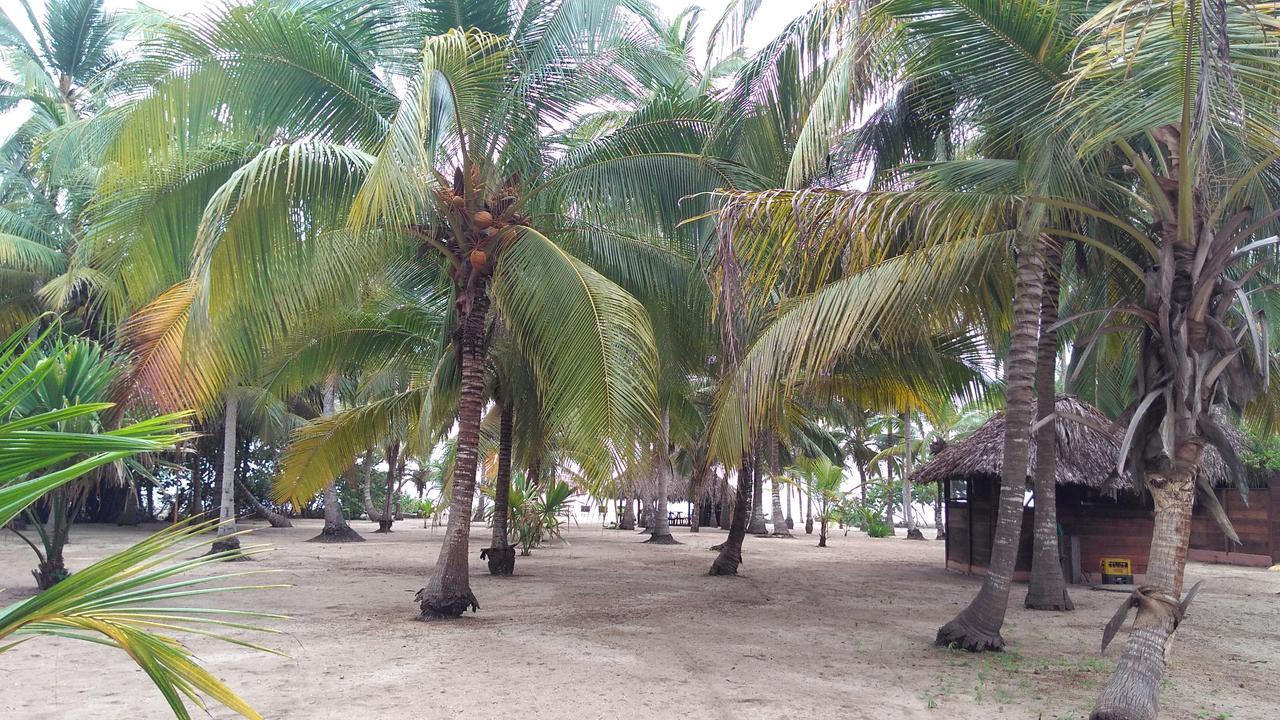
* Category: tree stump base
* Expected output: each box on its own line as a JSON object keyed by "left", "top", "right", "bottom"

{"left": 644, "top": 533, "right": 680, "bottom": 545}
{"left": 208, "top": 536, "right": 251, "bottom": 560}
{"left": 906, "top": 527, "right": 926, "bottom": 540}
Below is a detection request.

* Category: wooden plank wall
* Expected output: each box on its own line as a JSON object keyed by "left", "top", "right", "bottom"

{"left": 1190, "top": 488, "right": 1274, "bottom": 563}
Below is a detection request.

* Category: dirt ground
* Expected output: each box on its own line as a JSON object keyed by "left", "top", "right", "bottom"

{"left": 1, "top": 518, "right": 1276, "bottom": 719}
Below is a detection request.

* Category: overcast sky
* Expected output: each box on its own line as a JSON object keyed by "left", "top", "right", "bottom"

{"left": 3, "top": 0, "right": 808, "bottom": 54}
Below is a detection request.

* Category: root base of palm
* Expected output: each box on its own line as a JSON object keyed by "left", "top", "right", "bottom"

{"left": 481, "top": 546, "right": 516, "bottom": 575}
{"left": 416, "top": 588, "right": 480, "bottom": 619}
{"left": 643, "top": 533, "right": 680, "bottom": 545}
{"left": 935, "top": 617, "right": 1005, "bottom": 652}
{"left": 307, "top": 525, "right": 366, "bottom": 543}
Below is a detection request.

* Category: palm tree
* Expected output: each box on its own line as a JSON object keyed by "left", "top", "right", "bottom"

{"left": 793, "top": 457, "right": 844, "bottom": 547}
{"left": 8, "top": 335, "right": 125, "bottom": 587}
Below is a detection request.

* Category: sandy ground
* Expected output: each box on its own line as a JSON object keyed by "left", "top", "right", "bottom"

{"left": 1, "top": 518, "right": 1276, "bottom": 720}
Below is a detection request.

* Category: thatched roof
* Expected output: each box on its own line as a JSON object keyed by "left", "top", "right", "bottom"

{"left": 911, "top": 395, "right": 1246, "bottom": 493}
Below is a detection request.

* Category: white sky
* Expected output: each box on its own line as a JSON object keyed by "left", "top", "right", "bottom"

{"left": 4, "top": 0, "right": 808, "bottom": 51}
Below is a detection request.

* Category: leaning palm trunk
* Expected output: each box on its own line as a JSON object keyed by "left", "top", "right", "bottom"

{"left": 1026, "top": 242, "right": 1072, "bottom": 610}
{"left": 484, "top": 400, "right": 516, "bottom": 575}
{"left": 418, "top": 280, "right": 489, "bottom": 619}
{"left": 936, "top": 231, "right": 1045, "bottom": 652}
{"left": 210, "top": 395, "right": 240, "bottom": 555}
{"left": 710, "top": 456, "right": 753, "bottom": 575}
{"left": 236, "top": 477, "right": 292, "bottom": 527}
{"left": 376, "top": 442, "right": 400, "bottom": 533}
{"left": 310, "top": 380, "right": 363, "bottom": 543}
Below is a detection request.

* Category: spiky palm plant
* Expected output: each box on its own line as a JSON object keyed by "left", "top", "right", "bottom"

{"left": 0, "top": 321, "right": 281, "bottom": 719}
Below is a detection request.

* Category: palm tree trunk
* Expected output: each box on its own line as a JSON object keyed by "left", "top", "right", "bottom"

{"left": 747, "top": 447, "right": 768, "bottom": 535}
{"left": 710, "top": 455, "right": 753, "bottom": 575}
{"left": 236, "top": 476, "right": 292, "bottom": 527}
{"left": 1091, "top": 444, "right": 1201, "bottom": 720}
{"left": 646, "top": 410, "right": 679, "bottom": 544}
{"left": 619, "top": 496, "right": 636, "bottom": 530}
{"left": 804, "top": 487, "right": 813, "bottom": 534}
{"left": 485, "top": 399, "right": 516, "bottom": 575}
{"left": 785, "top": 482, "right": 793, "bottom": 529}
{"left": 769, "top": 479, "right": 790, "bottom": 537}
{"left": 719, "top": 474, "right": 732, "bottom": 530}
{"left": 376, "top": 442, "right": 400, "bottom": 532}
{"left": 818, "top": 511, "right": 828, "bottom": 548}
{"left": 361, "top": 449, "right": 384, "bottom": 523}
{"left": 935, "top": 231, "right": 1045, "bottom": 652}
{"left": 934, "top": 480, "right": 945, "bottom": 540}
{"left": 904, "top": 411, "right": 924, "bottom": 540}
{"left": 211, "top": 394, "right": 241, "bottom": 554}
{"left": 188, "top": 449, "right": 203, "bottom": 518}
{"left": 1025, "top": 241, "right": 1072, "bottom": 610}
{"left": 310, "top": 379, "right": 364, "bottom": 543}
{"left": 418, "top": 279, "right": 488, "bottom": 619}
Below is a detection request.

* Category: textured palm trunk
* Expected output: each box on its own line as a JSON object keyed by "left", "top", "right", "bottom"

{"left": 766, "top": 438, "right": 790, "bottom": 536}
{"left": 747, "top": 450, "right": 768, "bottom": 535}
{"left": 310, "top": 379, "right": 364, "bottom": 543}
{"left": 719, "top": 475, "right": 732, "bottom": 530}
{"left": 1091, "top": 448, "right": 1199, "bottom": 720}
{"left": 619, "top": 497, "right": 636, "bottom": 530}
{"left": 376, "top": 442, "right": 400, "bottom": 532}
{"left": 934, "top": 481, "right": 945, "bottom": 539}
{"left": 360, "top": 449, "right": 384, "bottom": 523}
{"left": 710, "top": 456, "right": 753, "bottom": 575}
{"left": 936, "top": 231, "right": 1045, "bottom": 652}
{"left": 1025, "top": 242, "right": 1072, "bottom": 610}
{"left": 818, "top": 511, "right": 828, "bottom": 547}
{"left": 804, "top": 489, "right": 813, "bottom": 534}
{"left": 418, "top": 280, "right": 488, "bottom": 619}
{"left": 210, "top": 395, "right": 241, "bottom": 555}
{"left": 769, "top": 480, "right": 790, "bottom": 537}
{"left": 646, "top": 411, "right": 679, "bottom": 544}
{"left": 785, "top": 483, "right": 793, "bottom": 529}
{"left": 188, "top": 450, "right": 203, "bottom": 518}
{"left": 485, "top": 400, "right": 516, "bottom": 575}
{"left": 903, "top": 411, "right": 924, "bottom": 540}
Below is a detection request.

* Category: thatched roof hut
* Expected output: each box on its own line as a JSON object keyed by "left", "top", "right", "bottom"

{"left": 912, "top": 395, "right": 1246, "bottom": 493}
{"left": 925, "top": 396, "right": 1274, "bottom": 580}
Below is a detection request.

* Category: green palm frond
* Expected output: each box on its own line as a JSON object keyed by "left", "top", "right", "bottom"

{"left": 0, "top": 522, "right": 284, "bottom": 720}
{"left": 491, "top": 225, "right": 660, "bottom": 479}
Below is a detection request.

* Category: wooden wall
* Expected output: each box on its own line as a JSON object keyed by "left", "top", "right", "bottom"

{"left": 942, "top": 479, "right": 1278, "bottom": 582}
{"left": 1189, "top": 487, "right": 1275, "bottom": 566}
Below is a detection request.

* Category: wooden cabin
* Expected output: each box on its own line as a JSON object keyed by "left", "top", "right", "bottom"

{"left": 913, "top": 396, "right": 1277, "bottom": 584}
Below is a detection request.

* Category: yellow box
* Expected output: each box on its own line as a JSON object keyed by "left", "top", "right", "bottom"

{"left": 1100, "top": 557, "right": 1133, "bottom": 584}
{"left": 1101, "top": 558, "right": 1132, "bottom": 574}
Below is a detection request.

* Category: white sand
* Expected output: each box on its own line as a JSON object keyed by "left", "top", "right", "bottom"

{"left": 1, "top": 519, "right": 1275, "bottom": 719}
